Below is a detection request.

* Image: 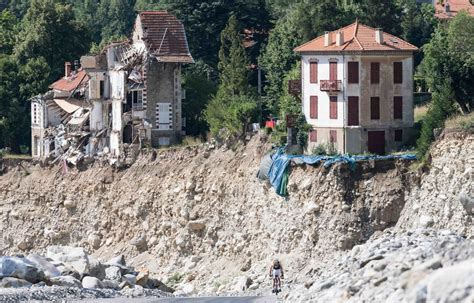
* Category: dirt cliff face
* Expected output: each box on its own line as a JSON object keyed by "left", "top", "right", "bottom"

{"left": 0, "top": 131, "right": 472, "bottom": 296}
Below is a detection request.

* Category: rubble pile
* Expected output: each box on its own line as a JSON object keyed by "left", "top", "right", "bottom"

{"left": 287, "top": 229, "right": 474, "bottom": 302}
{"left": 0, "top": 131, "right": 472, "bottom": 300}
{"left": 0, "top": 246, "right": 173, "bottom": 301}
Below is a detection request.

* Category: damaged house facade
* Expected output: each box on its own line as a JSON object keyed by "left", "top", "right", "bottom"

{"left": 31, "top": 11, "right": 193, "bottom": 165}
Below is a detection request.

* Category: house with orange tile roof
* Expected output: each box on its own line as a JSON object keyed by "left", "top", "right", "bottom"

{"left": 434, "top": 0, "right": 474, "bottom": 19}
{"left": 294, "top": 21, "right": 418, "bottom": 154}
{"left": 31, "top": 11, "right": 193, "bottom": 164}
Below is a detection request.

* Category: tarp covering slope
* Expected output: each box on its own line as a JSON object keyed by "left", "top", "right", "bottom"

{"left": 264, "top": 148, "right": 416, "bottom": 196}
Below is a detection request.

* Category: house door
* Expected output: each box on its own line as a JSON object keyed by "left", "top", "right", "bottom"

{"left": 347, "top": 96, "right": 359, "bottom": 126}
{"left": 368, "top": 131, "right": 385, "bottom": 154}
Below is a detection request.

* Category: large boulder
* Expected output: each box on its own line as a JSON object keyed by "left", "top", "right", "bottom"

{"left": 425, "top": 259, "right": 474, "bottom": 302}
{"left": 82, "top": 276, "right": 103, "bottom": 289}
{"left": 46, "top": 246, "right": 90, "bottom": 278}
{"left": 146, "top": 278, "right": 175, "bottom": 293}
{"left": 105, "top": 266, "right": 122, "bottom": 282}
{"left": 0, "top": 256, "right": 45, "bottom": 283}
{"left": 49, "top": 275, "right": 82, "bottom": 288}
{"left": 0, "top": 277, "right": 32, "bottom": 288}
{"left": 459, "top": 190, "right": 474, "bottom": 215}
{"left": 88, "top": 256, "right": 105, "bottom": 281}
{"left": 50, "top": 260, "right": 80, "bottom": 280}
{"left": 26, "top": 254, "right": 61, "bottom": 279}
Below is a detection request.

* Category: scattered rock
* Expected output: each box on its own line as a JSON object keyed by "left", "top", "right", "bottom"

{"left": 50, "top": 275, "right": 82, "bottom": 288}
{"left": 130, "top": 235, "right": 148, "bottom": 252}
{"left": 187, "top": 220, "right": 206, "bottom": 232}
{"left": 459, "top": 190, "right": 474, "bottom": 215}
{"left": 105, "top": 266, "right": 122, "bottom": 282}
{"left": 46, "top": 246, "right": 90, "bottom": 278}
{"left": 0, "top": 277, "right": 32, "bottom": 288}
{"left": 0, "top": 256, "right": 45, "bottom": 283}
{"left": 63, "top": 199, "right": 77, "bottom": 209}
{"left": 82, "top": 276, "right": 103, "bottom": 289}
{"left": 26, "top": 254, "right": 61, "bottom": 279}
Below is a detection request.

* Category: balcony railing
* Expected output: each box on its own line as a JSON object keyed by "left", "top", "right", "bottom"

{"left": 320, "top": 80, "right": 342, "bottom": 92}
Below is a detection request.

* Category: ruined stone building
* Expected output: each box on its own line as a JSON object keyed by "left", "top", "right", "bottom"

{"left": 31, "top": 11, "right": 193, "bottom": 165}
{"left": 295, "top": 21, "right": 418, "bottom": 154}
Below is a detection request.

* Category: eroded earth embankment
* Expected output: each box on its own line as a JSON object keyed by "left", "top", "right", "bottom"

{"left": 0, "top": 131, "right": 472, "bottom": 301}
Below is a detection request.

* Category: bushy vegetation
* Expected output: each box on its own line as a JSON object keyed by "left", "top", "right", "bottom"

{"left": 416, "top": 12, "right": 474, "bottom": 158}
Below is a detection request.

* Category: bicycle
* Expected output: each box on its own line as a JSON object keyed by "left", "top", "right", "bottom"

{"left": 271, "top": 274, "right": 283, "bottom": 294}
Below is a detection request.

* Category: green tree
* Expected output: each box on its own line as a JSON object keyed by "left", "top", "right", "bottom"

{"left": 182, "top": 61, "right": 217, "bottom": 137}
{"left": 0, "top": 10, "right": 18, "bottom": 54}
{"left": 134, "top": 0, "right": 167, "bottom": 11}
{"left": 205, "top": 16, "right": 257, "bottom": 137}
{"left": 14, "top": 0, "right": 90, "bottom": 82}
{"left": 259, "top": 11, "right": 302, "bottom": 114}
{"left": 97, "top": 0, "right": 135, "bottom": 42}
{"left": 420, "top": 12, "right": 474, "bottom": 114}
{"left": 165, "top": 0, "right": 272, "bottom": 69}
{"left": 358, "top": 0, "right": 403, "bottom": 35}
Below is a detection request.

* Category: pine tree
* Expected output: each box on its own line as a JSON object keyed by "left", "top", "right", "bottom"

{"left": 205, "top": 16, "right": 257, "bottom": 137}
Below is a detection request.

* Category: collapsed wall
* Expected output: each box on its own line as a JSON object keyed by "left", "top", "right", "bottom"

{"left": 0, "top": 131, "right": 472, "bottom": 295}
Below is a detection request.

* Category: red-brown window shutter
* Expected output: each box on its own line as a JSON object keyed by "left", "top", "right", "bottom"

{"left": 348, "top": 96, "right": 359, "bottom": 126}
{"left": 310, "top": 96, "right": 318, "bottom": 118}
{"left": 309, "top": 129, "right": 317, "bottom": 142}
{"left": 310, "top": 61, "right": 318, "bottom": 83}
{"left": 371, "top": 62, "right": 380, "bottom": 84}
{"left": 371, "top": 97, "right": 380, "bottom": 120}
{"left": 393, "top": 62, "right": 403, "bottom": 84}
{"left": 329, "top": 61, "right": 337, "bottom": 81}
{"left": 330, "top": 130, "right": 337, "bottom": 143}
{"left": 394, "top": 129, "right": 403, "bottom": 142}
{"left": 348, "top": 62, "right": 359, "bottom": 84}
{"left": 394, "top": 96, "right": 403, "bottom": 119}
{"left": 330, "top": 96, "right": 338, "bottom": 119}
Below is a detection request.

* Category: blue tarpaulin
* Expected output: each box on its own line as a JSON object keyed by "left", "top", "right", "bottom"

{"left": 266, "top": 148, "right": 416, "bottom": 196}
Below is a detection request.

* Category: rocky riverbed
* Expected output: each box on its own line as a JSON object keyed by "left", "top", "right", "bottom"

{"left": 0, "top": 246, "right": 174, "bottom": 302}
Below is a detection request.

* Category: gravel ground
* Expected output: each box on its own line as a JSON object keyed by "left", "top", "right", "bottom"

{"left": 0, "top": 285, "right": 173, "bottom": 302}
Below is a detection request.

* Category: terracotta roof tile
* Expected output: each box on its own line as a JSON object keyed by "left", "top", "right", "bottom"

{"left": 138, "top": 11, "right": 193, "bottom": 63}
{"left": 49, "top": 70, "right": 89, "bottom": 93}
{"left": 294, "top": 21, "right": 418, "bottom": 53}
{"left": 434, "top": 0, "right": 474, "bottom": 19}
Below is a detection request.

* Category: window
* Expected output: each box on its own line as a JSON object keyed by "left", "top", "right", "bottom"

{"left": 348, "top": 62, "right": 359, "bottom": 84}
{"left": 330, "top": 96, "right": 338, "bottom": 119}
{"left": 128, "top": 90, "right": 143, "bottom": 110}
{"left": 309, "top": 129, "right": 317, "bottom": 142}
{"left": 310, "top": 96, "right": 318, "bottom": 118}
{"left": 394, "top": 96, "right": 403, "bottom": 119}
{"left": 309, "top": 61, "right": 318, "bottom": 83}
{"left": 348, "top": 96, "right": 359, "bottom": 126}
{"left": 99, "top": 80, "right": 104, "bottom": 98}
{"left": 329, "top": 61, "right": 337, "bottom": 81}
{"left": 393, "top": 62, "right": 403, "bottom": 83}
{"left": 32, "top": 103, "right": 39, "bottom": 125}
{"left": 330, "top": 130, "right": 337, "bottom": 143}
{"left": 371, "top": 62, "right": 380, "bottom": 84}
{"left": 371, "top": 97, "right": 380, "bottom": 120}
{"left": 395, "top": 129, "right": 403, "bottom": 142}
{"left": 157, "top": 103, "right": 172, "bottom": 130}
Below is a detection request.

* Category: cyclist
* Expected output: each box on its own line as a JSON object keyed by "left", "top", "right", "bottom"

{"left": 269, "top": 259, "right": 284, "bottom": 293}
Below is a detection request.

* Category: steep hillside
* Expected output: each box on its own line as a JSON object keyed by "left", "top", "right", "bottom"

{"left": 0, "top": 131, "right": 472, "bottom": 300}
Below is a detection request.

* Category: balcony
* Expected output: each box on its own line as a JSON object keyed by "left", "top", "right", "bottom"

{"left": 320, "top": 80, "right": 342, "bottom": 92}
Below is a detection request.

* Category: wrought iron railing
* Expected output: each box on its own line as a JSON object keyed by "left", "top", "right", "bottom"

{"left": 320, "top": 80, "right": 342, "bottom": 92}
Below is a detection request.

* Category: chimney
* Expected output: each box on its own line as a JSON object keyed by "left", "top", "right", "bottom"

{"left": 65, "top": 62, "right": 72, "bottom": 77}
{"left": 375, "top": 28, "right": 384, "bottom": 44}
{"left": 336, "top": 32, "right": 344, "bottom": 46}
{"left": 324, "top": 31, "right": 332, "bottom": 47}
{"left": 445, "top": 1, "right": 451, "bottom": 13}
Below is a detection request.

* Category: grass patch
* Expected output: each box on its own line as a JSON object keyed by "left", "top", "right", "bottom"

{"left": 2, "top": 153, "right": 32, "bottom": 160}
{"left": 445, "top": 112, "right": 474, "bottom": 130}
{"left": 414, "top": 105, "right": 429, "bottom": 123}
